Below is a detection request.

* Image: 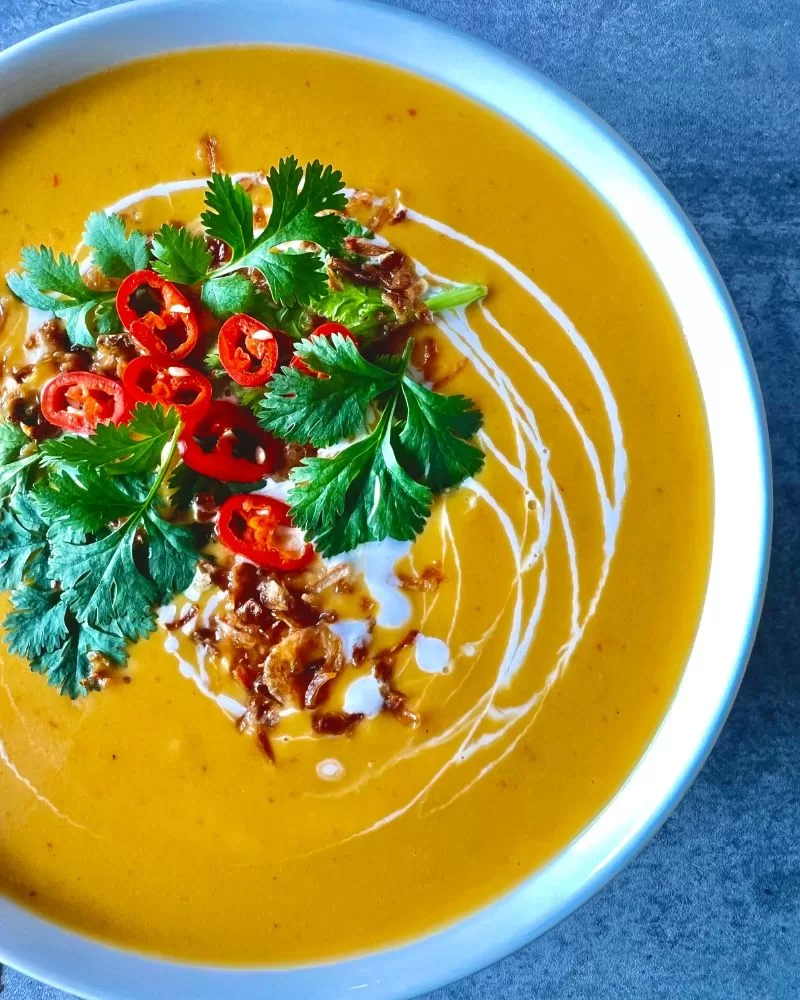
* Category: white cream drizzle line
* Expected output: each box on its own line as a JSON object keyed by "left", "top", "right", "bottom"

{"left": 0, "top": 736, "right": 89, "bottom": 832}
{"left": 84, "top": 175, "right": 626, "bottom": 842}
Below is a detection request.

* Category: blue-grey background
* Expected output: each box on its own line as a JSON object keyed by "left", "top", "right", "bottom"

{"left": 1, "top": 1, "right": 798, "bottom": 998}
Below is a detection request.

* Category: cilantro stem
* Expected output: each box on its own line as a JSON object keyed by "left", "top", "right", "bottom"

{"left": 425, "top": 283, "right": 487, "bottom": 313}
{"left": 141, "top": 420, "right": 183, "bottom": 511}
{"left": 398, "top": 335, "right": 415, "bottom": 372}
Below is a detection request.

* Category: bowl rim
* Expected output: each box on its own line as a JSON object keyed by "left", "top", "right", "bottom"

{"left": 0, "top": 2, "right": 771, "bottom": 998}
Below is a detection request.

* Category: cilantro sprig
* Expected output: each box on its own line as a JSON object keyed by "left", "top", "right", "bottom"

{"left": 257, "top": 334, "right": 483, "bottom": 556}
{"left": 146, "top": 159, "right": 351, "bottom": 307}
{"left": 1, "top": 405, "right": 200, "bottom": 697}
{"left": 6, "top": 247, "right": 110, "bottom": 347}
{"left": 83, "top": 212, "right": 151, "bottom": 278}
{"left": 0, "top": 423, "right": 39, "bottom": 497}
{"left": 200, "top": 158, "right": 349, "bottom": 305}
{"left": 151, "top": 224, "right": 212, "bottom": 284}
{"left": 4, "top": 211, "right": 153, "bottom": 346}
{"left": 39, "top": 403, "right": 181, "bottom": 476}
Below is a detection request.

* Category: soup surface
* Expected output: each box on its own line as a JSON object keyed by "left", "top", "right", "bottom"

{"left": 0, "top": 48, "right": 711, "bottom": 963}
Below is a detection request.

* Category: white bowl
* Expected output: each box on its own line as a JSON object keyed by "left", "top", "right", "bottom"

{"left": 0, "top": 1, "right": 771, "bottom": 998}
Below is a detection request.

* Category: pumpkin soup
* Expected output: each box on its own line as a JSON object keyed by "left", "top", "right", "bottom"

{"left": 0, "top": 48, "right": 711, "bottom": 963}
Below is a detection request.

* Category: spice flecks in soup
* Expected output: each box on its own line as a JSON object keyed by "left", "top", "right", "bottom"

{"left": 0, "top": 48, "right": 711, "bottom": 964}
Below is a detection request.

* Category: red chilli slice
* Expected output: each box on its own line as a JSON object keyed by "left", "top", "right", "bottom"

{"left": 40, "top": 371, "right": 127, "bottom": 434}
{"left": 179, "top": 400, "right": 279, "bottom": 483}
{"left": 116, "top": 270, "right": 199, "bottom": 361}
{"left": 217, "top": 494, "right": 315, "bottom": 571}
{"left": 218, "top": 313, "right": 280, "bottom": 387}
{"left": 122, "top": 355, "right": 211, "bottom": 420}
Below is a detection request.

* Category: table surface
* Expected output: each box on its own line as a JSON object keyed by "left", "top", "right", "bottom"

{"left": 1, "top": 1, "right": 797, "bottom": 998}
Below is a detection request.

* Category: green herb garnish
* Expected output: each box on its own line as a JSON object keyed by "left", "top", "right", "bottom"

{"left": 39, "top": 403, "right": 181, "bottom": 476}
{"left": 83, "top": 211, "right": 151, "bottom": 278}
{"left": 198, "top": 158, "right": 349, "bottom": 305}
{"left": 199, "top": 272, "right": 279, "bottom": 324}
{"left": 151, "top": 224, "right": 212, "bottom": 284}
{"left": 0, "top": 423, "right": 38, "bottom": 497}
{"left": 1, "top": 405, "right": 200, "bottom": 697}
{"left": 257, "top": 334, "right": 483, "bottom": 556}
{"left": 167, "top": 465, "right": 265, "bottom": 508}
{"left": 5, "top": 247, "right": 114, "bottom": 347}
{"left": 2, "top": 155, "right": 490, "bottom": 698}
{"left": 424, "top": 283, "right": 487, "bottom": 313}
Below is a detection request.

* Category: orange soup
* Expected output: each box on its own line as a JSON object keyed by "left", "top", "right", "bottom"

{"left": 0, "top": 48, "right": 711, "bottom": 963}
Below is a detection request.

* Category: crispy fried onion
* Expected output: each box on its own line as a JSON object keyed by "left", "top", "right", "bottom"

{"left": 237, "top": 677, "right": 281, "bottom": 763}
{"left": 262, "top": 626, "right": 345, "bottom": 709}
{"left": 330, "top": 237, "right": 429, "bottom": 325}
{"left": 237, "top": 624, "right": 346, "bottom": 762}
{"left": 348, "top": 188, "right": 407, "bottom": 230}
{"left": 181, "top": 559, "right": 423, "bottom": 759}
{"left": 311, "top": 711, "right": 364, "bottom": 736}
{"left": 301, "top": 562, "right": 351, "bottom": 598}
{"left": 197, "top": 132, "right": 222, "bottom": 173}
{"left": 397, "top": 564, "right": 444, "bottom": 593}
{"left": 373, "top": 630, "right": 420, "bottom": 728}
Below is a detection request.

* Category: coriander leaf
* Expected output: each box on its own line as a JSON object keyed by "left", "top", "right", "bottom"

{"left": 239, "top": 386, "right": 270, "bottom": 409}
{"left": 0, "top": 453, "right": 38, "bottom": 498}
{"left": 398, "top": 378, "right": 484, "bottom": 490}
{"left": 267, "top": 334, "right": 484, "bottom": 556}
{"left": 402, "top": 377, "right": 482, "bottom": 439}
{"left": 1, "top": 586, "right": 120, "bottom": 699}
{"left": 206, "top": 160, "right": 349, "bottom": 306}
{"left": 34, "top": 471, "right": 141, "bottom": 534}
{"left": 18, "top": 246, "right": 93, "bottom": 302}
{"left": 341, "top": 217, "right": 374, "bottom": 239}
{"left": 36, "top": 622, "right": 127, "bottom": 698}
{"left": 39, "top": 403, "right": 180, "bottom": 476}
{"left": 200, "top": 272, "right": 277, "bottom": 323}
{"left": 289, "top": 329, "right": 400, "bottom": 381}
{"left": 84, "top": 212, "right": 151, "bottom": 278}
{"left": 288, "top": 405, "right": 431, "bottom": 556}
{"left": 8, "top": 589, "right": 127, "bottom": 699}
{"left": 6, "top": 246, "right": 116, "bottom": 349}
{"left": 143, "top": 508, "right": 198, "bottom": 601}
{"left": 126, "top": 403, "right": 182, "bottom": 447}
{"left": 0, "top": 499, "right": 47, "bottom": 589}
{"left": 47, "top": 417, "right": 195, "bottom": 647}
{"left": 252, "top": 247, "right": 329, "bottom": 307}
{"left": 93, "top": 298, "right": 124, "bottom": 336}
{"left": 203, "top": 343, "right": 224, "bottom": 376}
{"left": 263, "top": 159, "right": 347, "bottom": 236}
{"left": 5, "top": 273, "right": 97, "bottom": 348}
{"left": 273, "top": 303, "right": 313, "bottom": 340}
{"left": 314, "top": 282, "right": 394, "bottom": 337}
{"left": 50, "top": 523, "right": 157, "bottom": 643}
{"left": 4, "top": 586, "right": 69, "bottom": 662}
{"left": 62, "top": 300, "right": 98, "bottom": 348}
{"left": 200, "top": 172, "right": 254, "bottom": 259}
{"left": 0, "top": 421, "right": 39, "bottom": 497}
{"left": 257, "top": 333, "right": 397, "bottom": 447}
{"left": 5, "top": 272, "right": 62, "bottom": 312}
{"left": 425, "top": 283, "right": 488, "bottom": 313}
{"left": 0, "top": 422, "right": 29, "bottom": 464}
{"left": 152, "top": 224, "right": 212, "bottom": 284}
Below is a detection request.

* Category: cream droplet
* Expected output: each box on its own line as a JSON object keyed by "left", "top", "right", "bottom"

{"left": 415, "top": 635, "right": 450, "bottom": 674}
{"left": 316, "top": 759, "right": 345, "bottom": 781}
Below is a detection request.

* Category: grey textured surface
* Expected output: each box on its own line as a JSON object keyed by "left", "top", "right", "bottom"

{"left": 1, "top": 1, "right": 798, "bottom": 999}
